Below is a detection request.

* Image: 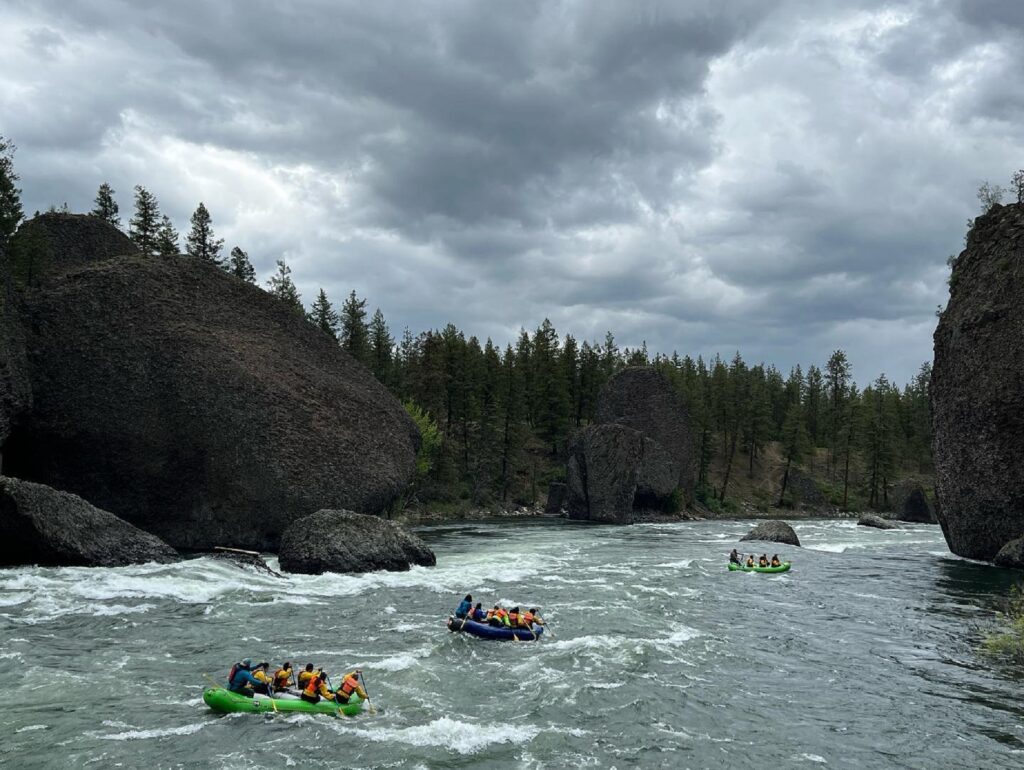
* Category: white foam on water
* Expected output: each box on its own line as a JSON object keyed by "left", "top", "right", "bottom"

{"left": 16, "top": 725, "right": 47, "bottom": 733}
{"left": 661, "top": 627, "right": 702, "bottom": 645}
{"left": 91, "top": 603, "right": 157, "bottom": 617}
{"left": 794, "top": 753, "right": 828, "bottom": 764}
{"left": 653, "top": 559, "right": 694, "bottom": 569}
{"left": 330, "top": 716, "right": 541, "bottom": 755}
{"left": 93, "top": 722, "right": 207, "bottom": 741}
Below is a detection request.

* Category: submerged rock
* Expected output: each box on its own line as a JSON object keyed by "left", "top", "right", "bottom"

{"left": 6, "top": 250, "right": 419, "bottom": 550}
{"left": 278, "top": 509, "right": 436, "bottom": 574}
{"left": 887, "top": 481, "right": 935, "bottom": 523}
{"left": 0, "top": 475, "right": 179, "bottom": 567}
{"left": 740, "top": 520, "right": 800, "bottom": 547}
{"left": 993, "top": 538, "right": 1024, "bottom": 569}
{"left": 858, "top": 514, "right": 899, "bottom": 530}
{"left": 932, "top": 203, "right": 1024, "bottom": 560}
{"left": 210, "top": 549, "right": 282, "bottom": 578}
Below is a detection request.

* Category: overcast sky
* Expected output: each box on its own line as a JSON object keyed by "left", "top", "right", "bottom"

{"left": 2, "top": 0, "right": 1022, "bottom": 385}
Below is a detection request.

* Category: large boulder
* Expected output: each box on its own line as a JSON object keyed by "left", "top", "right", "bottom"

{"left": 5, "top": 251, "right": 419, "bottom": 550}
{"left": 0, "top": 475, "right": 178, "bottom": 567}
{"left": 858, "top": 514, "right": 899, "bottom": 530}
{"left": 740, "top": 520, "right": 800, "bottom": 547}
{"left": 7, "top": 213, "right": 138, "bottom": 286}
{"left": 993, "top": 537, "right": 1024, "bottom": 569}
{"left": 887, "top": 480, "right": 935, "bottom": 523}
{"left": 566, "top": 423, "right": 677, "bottom": 523}
{"left": 932, "top": 203, "right": 1024, "bottom": 560}
{"left": 595, "top": 367, "right": 695, "bottom": 504}
{"left": 0, "top": 241, "right": 31, "bottom": 455}
{"left": 544, "top": 481, "right": 568, "bottom": 514}
{"left": 278, "top": 509, "right": 436, "bottom": 574}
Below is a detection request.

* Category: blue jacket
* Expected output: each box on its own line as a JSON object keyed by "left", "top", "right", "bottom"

{"left": 471, "top": 608, "right": 487, "bottom": 622}
{"left": 455, "top": 599, "right": 472, "bottom": 619}
{"left": 229, "top": 667, "right": 260, "bottom": 692}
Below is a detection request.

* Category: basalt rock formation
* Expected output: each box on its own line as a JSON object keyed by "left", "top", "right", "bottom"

{"left": 2, "top": 216, "right": 419, "bottom": 551}
{"left": 783, "top": 468, "right": 829, "bottom": 510}
{"left": 740, "top": 520, "right": 800, "bottom": 547}
{"left": 278, "top": 509, "right": 436, "bottom": 574}
{"left": 0, "top": 475, "right": 179, "bottom": 567}
{"left": 545, "top": 482, "right": 568, "bottom": 514}
{"left": 932, "top": 202, "right": 1024, "bottom": 561}
{"left": 566, "top": 367, "right": 693, "bottom": 523}
{"left": 7, "top": 212, "right": 139, "bottom": 285}
{"left": 0, "top": 242, "right": 30, "bottom": 457}
{"left": 993, "top": 537, "right": 1024, "bottom": 569}
{"left": 887, "top": 481, "right": 935, "bottom": 523}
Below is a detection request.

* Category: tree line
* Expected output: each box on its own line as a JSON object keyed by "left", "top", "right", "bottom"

{"left": 0, "top": 138, "right": 935, "bottom": 512}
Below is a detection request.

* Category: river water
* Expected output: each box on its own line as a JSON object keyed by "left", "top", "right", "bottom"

{"left": 1, "top": 519, "right": 1022, "bottom": 769}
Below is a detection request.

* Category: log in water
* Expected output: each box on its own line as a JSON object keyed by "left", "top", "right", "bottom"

{"left": 1, "top": 519, "right": 1021, "bottom": 767}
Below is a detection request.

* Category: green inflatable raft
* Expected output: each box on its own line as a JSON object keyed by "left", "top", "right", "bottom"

{"left": 728, "top": 561, "right": 791, "bottom": 573}
{"left": 203, "top": 687, "right": 364, "bottom": 716}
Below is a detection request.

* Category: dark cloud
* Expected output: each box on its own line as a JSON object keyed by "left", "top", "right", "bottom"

{"left": 1, "top": 0, "right": 1020, "bottom": 384}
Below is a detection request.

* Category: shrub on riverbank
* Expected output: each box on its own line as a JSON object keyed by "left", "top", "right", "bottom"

{"left": 983, "top": 586, "right": 1024, "bottom": 665}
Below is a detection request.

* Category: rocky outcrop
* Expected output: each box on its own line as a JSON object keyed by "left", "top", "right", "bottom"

{"left": 784, "top": 468, "right": 829, "bottom": 510}
{"left": 740, "top": 520, "right": 800, "bottom": 547}
{"left": 566, "top": 367, "right": 693, "bottom": 523}
{"left": 0, "top": 476, "right": 178, "bottom": 567}
{"left": 5, "top": 251, "right": 419, "bottom": 550}
{"left": 993, "top": 537, "right": 1024, "bottom": 569}
{"left": 887, "top": 481, "right": 935, "bottom": 523}
{"left": 566, "top": 424, "right": 678, "bottom": 523}
{"left": 7, "top": 213, "right": 138, "bottom": 286}
{"left": 0, "top": 241, "right": 31, "bottom": 456}
{"left": 932, "top": 203, "right": 1024, "bottom": 561}
{"left": 278, "top": 509, "right": 436, "bottom": 574}
{"left": 595, "top": 367, "right": 695, "bottom": 504}
{"left": 858, "top": 514, "right": 899, "bottom": 530}
{"left": 545, "top": 482, "right": 568, "bottom": 514}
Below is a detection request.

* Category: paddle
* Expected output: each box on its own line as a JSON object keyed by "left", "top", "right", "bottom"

{"left": 357, "top": 671, "right": 377, "bottom": 715}
{"left": 202, "top": 673, "right": 223, "bottom": 689}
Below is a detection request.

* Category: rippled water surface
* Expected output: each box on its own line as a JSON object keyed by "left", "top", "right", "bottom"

{"left": 2, "top": 519, "right": 1023, "bottom": 769}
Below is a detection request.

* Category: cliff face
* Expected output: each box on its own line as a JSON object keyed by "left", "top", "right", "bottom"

{"left": 5, "top": 241, "right": 419, "bottom": 550}
{"left": 0, "top": 241, "right": 30, "bottom": 455}
{"left": 932, "top": 202, "right": 1024, "bottom": 561}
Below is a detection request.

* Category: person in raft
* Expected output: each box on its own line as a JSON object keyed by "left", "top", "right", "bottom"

{"left": 227, "top": 658, "right": 269, "bottom": 696}
{"left": 334, "top": 670, "right": 368, "bottom": 704}
{"left": 454, "top": 594, "right": 474, "bottom": 619}
{"left": 301, "top": 670, "right": 335, "bottom": 704}
{"left": 758, "top": 554, "right": 769, "bottom": 567}
{"left": 745, "top": 554, "right": 756, "bottom": 568}
{"left": 729, "top": 549, "right": 741, "bottom": 565}
{"left": 297, "top": 663, "right": 316, "bottom": 689}
{"left": 770, "top": 554, "right": 782, "bottom": 567}
{"left": 524, "top": 608, "right": 544, "bottom": 626}
{"left": 272, "top": 662, "right": 294, "bottom": 692}
{"left": 486, "top": 605, "right": 512, "bottom": 627}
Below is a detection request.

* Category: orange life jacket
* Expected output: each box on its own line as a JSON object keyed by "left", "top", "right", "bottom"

{"left": 273, "top": 668, "right": 292, "bottom": 688}
{"left": 339, "top": 674, "right": 359, "bottom": 697}
{"left": 523, "top": 611, "right": 534, "bottom": 625}
{"left": 304, "top": 676, "right": 322, "bottom": 697}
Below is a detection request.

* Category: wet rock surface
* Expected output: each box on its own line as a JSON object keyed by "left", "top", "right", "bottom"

{"left": 740, "top": 520, "right": 801, "bottom": 547}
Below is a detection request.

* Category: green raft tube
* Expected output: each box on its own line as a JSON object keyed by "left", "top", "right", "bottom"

{"left": 728, "top": 562, "right": 791, "bottom": 573}
{"left": 203, "top": 687, "right": 364, "bottom": 716}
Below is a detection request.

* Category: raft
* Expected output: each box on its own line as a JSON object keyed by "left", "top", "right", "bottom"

{"left": 203, "top": 687, "right": 363, "bottom": 716}
{"left": 447, "top": 615, "right": 545, "bottom": 641}
{"left": 728, "top": 562, "right": 791, "bottom": 573}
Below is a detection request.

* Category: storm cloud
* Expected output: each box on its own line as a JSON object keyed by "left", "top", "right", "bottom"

{"left": 2, "top": 0, "right": 1022, "bottom": 384}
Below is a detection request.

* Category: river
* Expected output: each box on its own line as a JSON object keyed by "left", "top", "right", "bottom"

{"left": 1, "top": 519, "right": 1022, "bottom": 769}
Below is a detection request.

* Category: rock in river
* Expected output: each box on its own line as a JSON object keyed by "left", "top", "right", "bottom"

{"left": 278, "top": 509, "right": 436, "bottom": 574}
{"left": 932, "top": 202, "right": 1024, "bottom": 560}
{"left": 858, "top": 514, "right": 899, "bottom": 530}
{"left": 4, "top": 237, "right": 419, "bottom": 551}
{"left": 993, "top": 537, "right": 1024, "bottom": 569}
{"left": 0, "top": 475, "right": 178, "bottom": 567}
{"left": 740, "top": 520, "right": 800, "bottom": 547}
{"left": 887, "top": 481, "right": 935, "bottom": 523}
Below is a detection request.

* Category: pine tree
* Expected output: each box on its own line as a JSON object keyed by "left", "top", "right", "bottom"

{"left": 778, "top": 401, "right": 810, "bottom": 506}
{"left": 266, "top": 259, "right": 303, "bottom": 313}
{"left": 155, "top": 215, "right": 179, "bottom": 256}
{"left": 0, "top": 136, "right": 23, "bottom": 243}
{"left": 369, "top": 308, "right": 394, "bottom": 384}
{"left": 129, "top": 185, "right": 161, "bottom": 256}
{"left": 531, "top": 319, "right": 570, "bottom": 455}
{"left": 185, "top": 202, "right": 224, "bottom": 265}
{"left": 227, "top": 246, "right": 256, "bottom": 284}
{"left": 860, "top": 374, "right": 898, "bottom": 509}
{"left": 307, "top": 288, "right": 339, "bottom": 338}
{"left": 340, "top": 290, "right": 370, "bottom": 364}
{"left": 824, "top": 350, "right": 852, "bottom": 479}
{"left": 91, "top": 183, "right": 120, "bottom": 228}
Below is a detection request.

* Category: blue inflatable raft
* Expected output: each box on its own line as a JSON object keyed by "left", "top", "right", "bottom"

{"left": 446, "top": 615, "right": 545, "bottom": 641}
